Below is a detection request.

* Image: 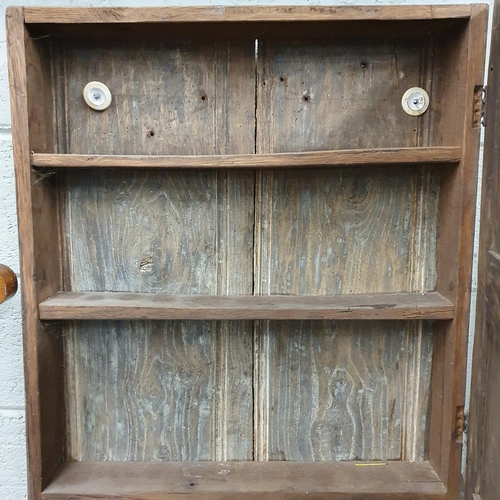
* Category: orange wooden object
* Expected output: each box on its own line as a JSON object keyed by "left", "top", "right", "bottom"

{"left": 0, "top": 264, "right": 18, "bottom": 304}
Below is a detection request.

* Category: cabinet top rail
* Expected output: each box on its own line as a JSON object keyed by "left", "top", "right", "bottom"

{"left": 23, "top": 5, "right": 472, "bottom": 24}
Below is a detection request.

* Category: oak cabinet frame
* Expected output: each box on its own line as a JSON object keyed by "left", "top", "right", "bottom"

{"left": 7, "top": 5, "right": 487, "bottom": 499}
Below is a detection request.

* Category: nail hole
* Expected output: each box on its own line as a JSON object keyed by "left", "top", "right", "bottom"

{"left": 279, "top": 76, "right": 284, "bottom": 82}
{"left": 361, "top": 61, "right": 367, "bottom": 68}
{"left": 147, "top": 130, "right": 155, "bottom": 137}
{"left": 201, "top": 94, "right": 207, "bottom": 101}
{"left": 303, "top": 95, "right": 310, "bottom": 102}
{"left": 190, "top": 483, "right": 196, "bottom": 487}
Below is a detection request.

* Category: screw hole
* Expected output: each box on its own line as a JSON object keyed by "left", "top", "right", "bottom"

{"left": 201, "top": 93, "right": 207, "bottom": 101}
{"left": 303, "top": 95, "right": 310, "bottom": 102}
{"left": 190, "top": 483, "right": 196, "bottom": 487}
{"left": 147, "top": 130, "right": 155, "bottom": 137}
{"left": 361, "top": 61, "right": 367, "bottom": 68}
{"left": 279, "top": 76, "right": 284, "bottom": 82}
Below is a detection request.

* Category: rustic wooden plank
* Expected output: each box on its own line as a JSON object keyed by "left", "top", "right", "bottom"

{"left": 59, "top": 41, "right": 237, "bottom": 155}
{"left": 427, "top": 20, "right": 472, "bottom": 486}
{"left": 473, "top": 251, "right": 500, "bottom": 500}
{"left": 430, "top": 5, "right": 488, "bottom": 494}
{"left": 466, "top": 2, "right": 499, "bottom": 499}
{"left": 65, "top": 319, "right": 253, "bottom": 462}
{"left": 39, "top": 291, "right": 454, "bottom": 321}
{"left": 254, "top": 38, "right": 439, "bottom": 462}
{"left": 62, "top": 40, "right": 256, "bottom": 462}
{"left": 0, "top": 264, "right": 18, "bottom": 304}
{"left": 24, "top": 5, "right": 471, "bottom": 24}
{"left": 256, "top": 39, "right": 433, "bottom": 151}
{"left": 7, "top": 7, "right": 66, "bottom": 498}
{"left": 41, "top": 460, "right": 445, "bottom": 499}
{"left": 256, "top": 320, "right": 434, "bottom": 463}
{"left": 30, "top": 147, "right": 462, "bottom": 169}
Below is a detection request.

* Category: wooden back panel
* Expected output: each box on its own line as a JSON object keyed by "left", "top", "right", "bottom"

{"left": 56, "top": 34, "right": 441, "bottom": 463}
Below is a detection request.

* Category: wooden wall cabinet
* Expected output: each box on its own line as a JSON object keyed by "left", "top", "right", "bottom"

{"left": 6, "top": 5, "right": 490, "bottom": 499}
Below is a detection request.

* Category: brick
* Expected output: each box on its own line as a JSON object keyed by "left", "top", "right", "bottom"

{"left": 0, "top": 410, "right": 27, "bottom": 500}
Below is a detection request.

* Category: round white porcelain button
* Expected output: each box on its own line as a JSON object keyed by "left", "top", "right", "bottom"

{"left": 83, "top": 81, "right": 112, "bottom": 111}
{"left": 401, "top": 87, "right": 430, "bottom": 116}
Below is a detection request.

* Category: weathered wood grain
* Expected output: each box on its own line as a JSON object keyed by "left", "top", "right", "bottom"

{"left": 24, "top": 5, "right": 471, "bottom": 24}
{"left": 7, "top": 7, "right": 66, "bottom": 498}
{"left": 66, "top": 319, "right": 253, "bottom": 462}
{"left": 258, "top": 320, "right": 434, "bottom": 462}
{"left": 39, "top": 291, "right": 454, "bottom": 321}
{"left": 254, "top": 39, "right": 439, "bottom": 462}
{"left": 466, "top": 3, "right": 498, "bottom": 499}
{"left": 471, "top": 252, "right": 500, "bottom": 500}
{"left": 41, "top": 460, "right": 445, "bottom": 500}
{"left": 256, "top": 39, "right": 429, "bottom": 152}
{"left": 58, "top": 40, "right": 254, "bottom": 156}
{"left": 30, "top": 147, "right": 462, "bottom": 169}
{"left": 255, "top": 168, "right": 439, "bottom": 296}
{"left": 61, "top": 40, "right": 256, "bottom": 462}
{"left": 430, "top": 5, "right": 488, "bottom": 494}
{"left": 63, "top": 170, "right": 255, "bottom": 294}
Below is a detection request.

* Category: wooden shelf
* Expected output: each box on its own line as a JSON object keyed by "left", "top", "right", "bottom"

{"left": 38, "top": 291, "right": 454, "bottom": 321}
{"left": 41, "top": 460, "right": 445, "bottom": 499}
{"left": 30, "top": 147, "right": 462, "bottom": 170}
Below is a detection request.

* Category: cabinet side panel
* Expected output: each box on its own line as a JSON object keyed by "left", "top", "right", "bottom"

{"left": 254, "top": 39, "right": 438, "bottom": 461}
{"left": 432, "top": 5, "right": 488, "bottom": 493}
{"left": 63, "top": 41, "right": 256, "bottom": 461}
{"left": 7, "top": 8, "right": 66, "bottom": 497}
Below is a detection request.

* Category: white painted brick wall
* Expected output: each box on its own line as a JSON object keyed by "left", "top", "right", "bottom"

{"left": 0, "top": 1, "right": 490, "bottom": 498}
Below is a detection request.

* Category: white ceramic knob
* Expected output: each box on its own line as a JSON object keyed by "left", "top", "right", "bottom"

{"left": 83, "top": 81, "right": 112, "bottom": 111}
{"left": 401, "top": 87, "right": 430, "bottom": 116}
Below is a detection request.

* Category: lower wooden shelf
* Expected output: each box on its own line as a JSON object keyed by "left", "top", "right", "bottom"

{"left": 38, "top": 291, "right": 454, "bottom": 321}
{"left": 41, "top": 460, "right": 445, "bottom": 499}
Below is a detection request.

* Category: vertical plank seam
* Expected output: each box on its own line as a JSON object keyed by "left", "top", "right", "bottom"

{"left": 253, "top": 38, "right": 263, "bottom": 462}
{"left": 214, "top": 40, "right": 225, "bottom": 462}
{"left": 214, "top": 40, "right": 221, "bottom": 463}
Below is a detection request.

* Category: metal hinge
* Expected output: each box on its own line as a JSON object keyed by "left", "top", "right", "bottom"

{"left": 455, "top": 406, "right": 466, "bottom": 442}
{"left": 481, "top": 85, "right": 487, "bottom": 127}
{"left": 473, "top": 86, "right": 487, "bottom": 127}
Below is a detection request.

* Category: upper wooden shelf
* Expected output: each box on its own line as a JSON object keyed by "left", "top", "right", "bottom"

{"left": 39, "top": 291, "right": 454, "bottom": 321}
{"left": 31, "top": 147, "right": 461, "bottom": 170}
